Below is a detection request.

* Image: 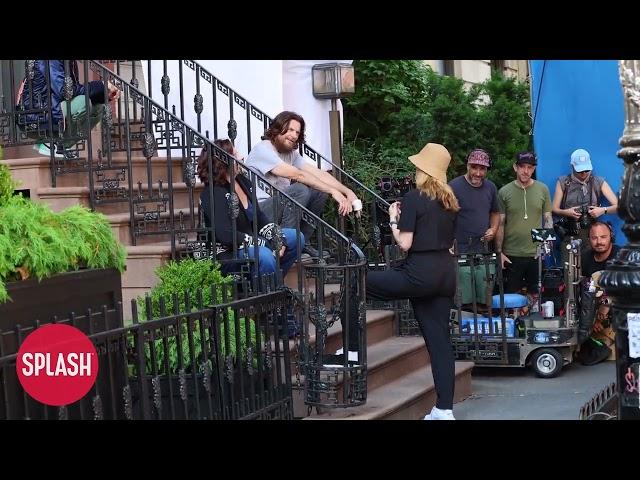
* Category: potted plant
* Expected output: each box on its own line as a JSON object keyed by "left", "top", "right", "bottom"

{"left": 130, "top": 258, "right": 267, "bottom": 419}
{"left": 0, "top": 161, "right": 127, "bottom": 341}
{"left": 0, "top": 161, "right": 127, "bottom": 419}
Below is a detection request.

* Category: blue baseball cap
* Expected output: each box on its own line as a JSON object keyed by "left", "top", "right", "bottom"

{"left": 570, "top": 149, "right": 593, "bottom": 172}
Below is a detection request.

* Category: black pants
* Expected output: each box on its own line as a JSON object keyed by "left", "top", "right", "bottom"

{"left": 367, "top": 251, "right": 456, "bottom": 410}
{"left": 504, "top": 255, "right": 538, "bottom": 293}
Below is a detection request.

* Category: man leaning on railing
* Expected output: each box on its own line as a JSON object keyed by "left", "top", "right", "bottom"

{"left": 245, "top": 111, "right": 361, "bottom": 259}
{"left": 197, "top": 138, "right": 304, "bottom": 279}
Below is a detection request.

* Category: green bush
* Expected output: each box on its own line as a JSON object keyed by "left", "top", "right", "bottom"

{"left": 137, "top": 257, "right": 233, "bottom": 319}
{"left": 0, "top": 161, "right": 18, "bottom": 207}
{"left": 135, "top": 258, "right": 257, "bottom": 375}
{"left": 344, "top": 61, "right": 531, "bottom": 191}
{"left": 0, "top": 191, "right": 126, "bottom": 303}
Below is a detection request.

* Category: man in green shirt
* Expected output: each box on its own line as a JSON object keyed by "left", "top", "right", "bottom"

{"left": 495, "top": 152, "right": 553, "bottom": 294}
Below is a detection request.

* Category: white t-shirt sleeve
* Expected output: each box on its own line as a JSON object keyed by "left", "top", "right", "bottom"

{"left": 247, "top": 141, "right": 284, "bottom": 175}
{"left": 292, "top": 151, "right": 308, "bottom": 170}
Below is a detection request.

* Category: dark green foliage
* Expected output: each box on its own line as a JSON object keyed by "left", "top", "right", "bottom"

{"left": 0, "top": 194, "right": 126, "bottom": 303}
{"left": 344, "top": 61, "right": 531, "bottom": 191}
{"left": 0, "top": 161, "right": 18, "bottom": 207}
{"left": 135, "top": 258, "right": 257, "bottom": 375}
{"left": 137, "top": 258, "right": 233, "bottom": 319}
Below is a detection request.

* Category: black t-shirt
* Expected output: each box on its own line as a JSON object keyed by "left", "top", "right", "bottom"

{"left": 448, "top": 175, "right": 499, "bottom": 253}
{"left": 581, "top": 245, "right": 620, "bottom": 278}
{"left": 398, "top": 189, "right": 457, "bottom": 252}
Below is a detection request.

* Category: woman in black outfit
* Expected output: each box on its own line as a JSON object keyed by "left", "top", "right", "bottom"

{"left": 367, "top": 143, "right": 459, "bottom": 420}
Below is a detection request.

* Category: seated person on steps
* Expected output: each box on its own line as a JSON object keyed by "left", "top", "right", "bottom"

{"left": 16, "top": 60, "right": 120, "bottom": 158}
{"left": 244, "top": 111, "right": 360, "bottom": 258}
{"left": 198, "top": 138, "right": 304, "bottom": 278}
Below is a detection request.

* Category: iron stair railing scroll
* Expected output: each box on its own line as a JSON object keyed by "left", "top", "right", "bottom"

{"left": 108, "top": 60, "right": 390, "bottom": 264}
{"left": 88, "top": 60, "right": 368, "bottom": 408}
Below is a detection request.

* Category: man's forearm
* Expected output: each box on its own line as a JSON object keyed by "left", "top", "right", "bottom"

{"left": 490, "top": 212, "right": 500, "bottom": 233}
{"left": 543, "top": 212, "right": 553, "bottom": 228}
{"left": 295, "top": 170, "right": 338, "bottom": 196}
{"left": 306, "top": 167, "right": 351, "bottom": 197}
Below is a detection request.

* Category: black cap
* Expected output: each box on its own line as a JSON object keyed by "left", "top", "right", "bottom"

{"left": 515, "top": 151, "right": 537, "bottom": 166}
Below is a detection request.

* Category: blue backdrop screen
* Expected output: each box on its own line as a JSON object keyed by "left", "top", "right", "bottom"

{"left": 530, "top": 60, "right": 625, "bottom": 245}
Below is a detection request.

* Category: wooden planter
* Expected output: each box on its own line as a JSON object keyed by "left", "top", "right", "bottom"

{"left": 0, "top": 268, "right": 123, "bottom": 420}
{"left": 1, "top": 268, "right": 123, "bottom": 344}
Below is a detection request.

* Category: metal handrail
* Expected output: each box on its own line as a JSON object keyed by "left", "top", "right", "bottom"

{"left": 90, "top": 60, "right": 364, "bottom": 267}
{"left": 115, "top": 59, "right": 389, "bottom": 209}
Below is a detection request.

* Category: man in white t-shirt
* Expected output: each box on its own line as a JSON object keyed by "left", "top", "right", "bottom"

{"left": 245, "top": 111, "right": 359, "bottom": 257}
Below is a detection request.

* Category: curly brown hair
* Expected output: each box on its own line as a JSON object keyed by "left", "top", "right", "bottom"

{"left": 415, "top": 169, "right": 460, "bottom": 212}
{"left": 197, "top": 138, "right": 234, "bottom": 186}
{"left": 262, "top": 110, "right": 306, "bottom": 148}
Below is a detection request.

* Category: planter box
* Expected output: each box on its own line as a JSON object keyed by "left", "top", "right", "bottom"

{"left": 0, "top": 268, "right": 124, "bottom": 420}
{"left": 1, "top": 268, "right": 123, "bottom": 339}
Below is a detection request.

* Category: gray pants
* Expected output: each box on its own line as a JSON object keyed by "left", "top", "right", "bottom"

{"left": 259, "top": 182, "right": 328, "bottom": 241}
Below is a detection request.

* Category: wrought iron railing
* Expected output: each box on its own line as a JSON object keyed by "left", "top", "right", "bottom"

{"left": 578, "top": 382, "right": 617, "bottom": 420}
{"left": 0, "top": 60, "right": 370, "bottom": 408}
{"left": 0, "top": 281, "right": 294, "bottom": 420}
{"left": 91, "top": 60, "right": 370, "bottom": 408}
{"left": 108, "top": 60, "right": 390, "bottom": 264}
{"left": 302, "top": 257, "right": 368, "bottom": 408}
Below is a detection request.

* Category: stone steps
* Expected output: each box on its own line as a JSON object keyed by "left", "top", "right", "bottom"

{"left": 305, "top": 361, "right": 474, "bottom": 420}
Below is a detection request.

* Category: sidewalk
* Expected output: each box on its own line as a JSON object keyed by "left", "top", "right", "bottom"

{"left": 453, "top": 360, "right": 616, "bottom": 420}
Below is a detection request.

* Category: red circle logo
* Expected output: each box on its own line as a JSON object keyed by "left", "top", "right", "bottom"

{"left": 16, "top": 324, "right": 99, "bottom": 406}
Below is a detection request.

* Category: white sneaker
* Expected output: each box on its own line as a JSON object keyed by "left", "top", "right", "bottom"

{"left": 423, "top": 406, "right": 455, "bottom": 420}
{"left": 34, "top": 143, "right": 63, "bottom": 158}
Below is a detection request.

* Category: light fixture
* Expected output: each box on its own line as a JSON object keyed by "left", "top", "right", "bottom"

{"left": 311, "top": 63, "right": 355, "bottom": 99}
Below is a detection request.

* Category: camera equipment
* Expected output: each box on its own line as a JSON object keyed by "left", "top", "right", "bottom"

{"left": 377, "top": 176, "right": 395, "bottom": 196}
{"left": 578, "top": 204, "right": 592, "bottom": 230}
{"left": 375, "top": 175, "right": 416, "bottom": 247}
{"left": 531, "top": 228, "right": 557, "bottom": 243}
{"left": 376, "top": 175, "right": 415, "bottom": 202}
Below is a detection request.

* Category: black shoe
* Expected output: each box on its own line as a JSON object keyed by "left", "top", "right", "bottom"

{"left": 576, "top": 337, "right": 611, "bottom": 366}
{"left": 62, "top": 150, "right": 80, "bottom": 160}
{"left": 302, "top": 245, "right": 330, "bottom": 259}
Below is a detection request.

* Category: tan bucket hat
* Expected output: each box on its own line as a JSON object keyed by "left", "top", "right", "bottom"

{"left": 408, "top": 143, "right": 451, "bottom": 183}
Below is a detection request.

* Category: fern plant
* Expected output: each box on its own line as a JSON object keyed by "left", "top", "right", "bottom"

{"left": 0, "top": 193, "right": 126, "bottom": 303}
{"left": 0, "top": 160, "right": 18, "bottom": 207}
{"left": 135, "top": 258, "right": 257, "bottom": 376}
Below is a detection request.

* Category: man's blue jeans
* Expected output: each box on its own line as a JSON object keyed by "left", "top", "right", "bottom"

{"left": 238, "top": 228, "right": 304, "bottom": 276}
